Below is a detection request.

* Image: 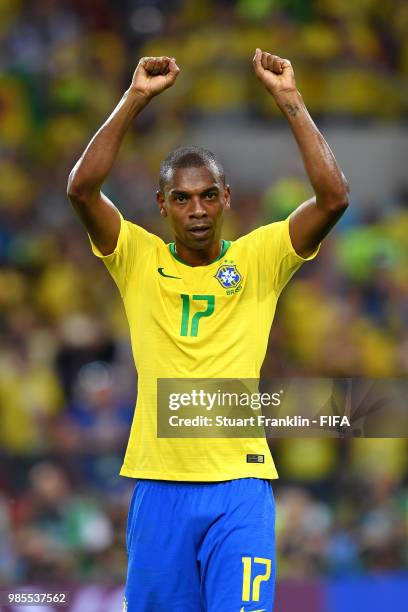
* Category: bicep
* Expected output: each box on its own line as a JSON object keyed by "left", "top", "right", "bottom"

{"left": 289, "top": 195, "right": 346, "bottom": 258}
{"left": 70, "top": 191, "right": 121, "bottom": 256}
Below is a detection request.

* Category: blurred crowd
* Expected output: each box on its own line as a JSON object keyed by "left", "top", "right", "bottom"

{"left": 1, "top": 0, "right": 408, "bottom": 586}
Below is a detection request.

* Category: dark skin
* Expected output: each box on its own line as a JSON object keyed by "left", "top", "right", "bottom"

{"left": 67, "top": 52, "right": 349, "bottom": 263}
{"left": 156, "top": 165, "right": 230, "bottom": 266}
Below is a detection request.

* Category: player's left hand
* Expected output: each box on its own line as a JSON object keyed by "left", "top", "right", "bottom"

{"left": 253, "top": 49, "right": 297, "bottom": 97}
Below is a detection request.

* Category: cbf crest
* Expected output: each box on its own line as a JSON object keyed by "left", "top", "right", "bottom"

{"left": 215, "top": 261, "right": 243, "bottom": 295}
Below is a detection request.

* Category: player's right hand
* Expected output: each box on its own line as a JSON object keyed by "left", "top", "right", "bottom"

{"left": 130, "top": 56, "right": 180, "bottom": 100}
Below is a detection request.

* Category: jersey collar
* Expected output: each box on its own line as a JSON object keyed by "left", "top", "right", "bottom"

{"left": 169, "top": 240, "right": 231, "bottom": 267}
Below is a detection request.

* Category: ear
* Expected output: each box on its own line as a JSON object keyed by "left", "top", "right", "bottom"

{"left": 223, "top": 184, "right": 231, "bottom": 211}
{"left": 156, "top": 190, "right": 167, "bottom": 216}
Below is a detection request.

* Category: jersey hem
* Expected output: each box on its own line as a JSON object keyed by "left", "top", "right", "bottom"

{"left": 119, "top": 467, "right": 279, "bottom": 481}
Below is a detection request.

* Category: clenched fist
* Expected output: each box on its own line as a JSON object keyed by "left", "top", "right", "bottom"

{"left": 130, "top": 56, "right": 180, "bottom": 100}
{"left": 253, "top": 49, "right": 297, "bottom": 97}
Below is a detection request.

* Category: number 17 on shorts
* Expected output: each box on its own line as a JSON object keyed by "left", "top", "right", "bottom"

{"left": 241, "top": 556, "right": 272, "bottom": 604}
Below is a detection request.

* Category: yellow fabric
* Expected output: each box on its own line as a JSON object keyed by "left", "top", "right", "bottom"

{"left": 89, "top": 212, "right": 318, "bottom": 481}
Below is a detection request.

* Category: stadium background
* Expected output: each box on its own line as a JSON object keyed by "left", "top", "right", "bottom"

{"left": 0, "top": 0, "right": 407, "bottom": 610}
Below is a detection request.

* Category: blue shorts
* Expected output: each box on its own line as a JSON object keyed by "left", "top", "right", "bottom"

{"left": 124, "top": 478, "right": 276, "bottom": 611}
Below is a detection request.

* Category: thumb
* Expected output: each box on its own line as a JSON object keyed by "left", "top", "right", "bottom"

{"left": 165, "top": 57, "right": 180, "bottom": 83}
{"left": 168, "top": 57, "right": 180, "bottom": 74}
{"left": 252, "top": 48, "right": 263, "bottom": 75}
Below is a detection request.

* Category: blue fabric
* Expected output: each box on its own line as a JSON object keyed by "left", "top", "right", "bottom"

{"left": 124, "top": 478, "right": 276, "bottom": 611}
{"left": 326, "top": 574, "right": 408, "bottom": 612}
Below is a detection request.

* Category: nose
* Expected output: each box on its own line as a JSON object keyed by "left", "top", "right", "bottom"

{"left": 190, "top": 195, "right": 207, "bottom": 218}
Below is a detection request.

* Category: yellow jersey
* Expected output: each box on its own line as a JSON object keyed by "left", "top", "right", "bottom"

{"left": 89, "top": 212, "right": 317, "bottom": 481}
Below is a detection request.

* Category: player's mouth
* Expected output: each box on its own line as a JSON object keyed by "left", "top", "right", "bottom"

{"left": 187, "top": 224, "right": 212, "bottom": 238}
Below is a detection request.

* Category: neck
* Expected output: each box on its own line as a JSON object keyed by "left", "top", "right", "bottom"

{"left": 174, "top": 239, "right": 223, "bottom": 266}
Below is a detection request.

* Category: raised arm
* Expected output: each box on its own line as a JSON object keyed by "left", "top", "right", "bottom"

{"left": 67, "top": 56, "right": 179, "bottom": 255}
{"left": 253, "top": 49, "right": 349, "bottom": 258}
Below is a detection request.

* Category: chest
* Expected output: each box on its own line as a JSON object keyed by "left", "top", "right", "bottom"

{"left": 127, "top": 248, "right": 262, "bottom": 340}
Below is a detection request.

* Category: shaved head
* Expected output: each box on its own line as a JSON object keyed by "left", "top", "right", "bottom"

{"left": 159, "top": 146, "right": 225, "bottom": 192}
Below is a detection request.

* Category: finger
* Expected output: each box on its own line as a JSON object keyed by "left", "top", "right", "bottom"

{"left": 160, "top": 57, "right": 172, "bottom": 76}
{"left": 167, "top": 57, "right": 180, "bottom": 75}
{"left": 165, "top": 61, "right": 180, "bottom": 86}
{"left": 150, "top": 58, "right": 162, "bottom": 76}
{"left": 252, "top": 48, "right": 263, "bottom": 76}
{"left": 142, "top": 56, "right": 166, "bottom": 75}
{"left": 281, "top": 58, "right": 292, "bottom": 70}
{"left": 252, "top": 48, "right": 262, "bottom": 64}
{"left": 264, "top": 53, "right": 285, "bottom": 74}
{"left": 152, "top": 60, "right": 167, "bottom": 75}
{"left": 140, "top": 56, "right": 153, "bottom": 67}
{"left": 148, "top": 58, "right": 157, "bottom": 74}
{"left": 143, "top": 57, "right": 156, "bottom": 73}
{"left": 162, "top": 57, "right": 177, "bottom": 75}
{"left": 272, "top": 55, "right": 283, "bottom": 74}
{"left": 158, "top": 57, "right": 176, "bottom": 75}
{"left": 266, "top": 54, "right": 275, "bottom": 72}
{"left": 261, "top": 51, "right": 270, "bottom": 70}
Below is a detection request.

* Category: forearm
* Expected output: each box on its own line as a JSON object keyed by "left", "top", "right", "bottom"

{"left": 67, "top": 88, "right": 149, "bottom": 199}
{"left": 274, "top": 90, "right": 349, "bottom": 205}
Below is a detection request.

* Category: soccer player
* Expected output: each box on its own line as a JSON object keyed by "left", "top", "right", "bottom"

{"left": 67, "top": 50, "right": 349, "bottom": 611}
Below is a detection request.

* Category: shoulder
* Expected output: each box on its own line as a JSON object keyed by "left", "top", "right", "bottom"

{"left": 89, "top": 213, "right": 164, "bottom": 263}
{"left": 124, "top": 217, "right": 162, "bottom": 242}
{"left": 233, "top": 218, "right": 289, "bottom": 250}
{"left": 123, "top": 217, "right": 165, "bottom": 252}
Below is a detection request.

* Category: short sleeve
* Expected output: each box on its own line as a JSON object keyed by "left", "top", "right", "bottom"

{"left": 249, "top": 214, "right": 319, "bottom": 295}
{"left": 88, "top": 211, "right": 157, "bottom": 298}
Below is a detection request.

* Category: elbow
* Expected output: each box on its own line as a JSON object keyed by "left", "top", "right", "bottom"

{"left": 318, "top": 177, "right": 350, "bottom": 214}
{"left": 336, "top": 175, "right": 350, "bottom": 211}
{"left": 334, "top": 192, "right": 350, "bottom": 213}
{"left": 66, "top": 169, "right": 80, "bottom": 201}
{"left": 336, "top": 178, "right": 350, "bottom": 212}
{"left": 341, "top": 174, "right": 350, "bottom": 201}
{"left": 326, "top": 196, "right": 349, "bottom": 216}
{"left": 66, "top": 169, "right": 91, "bottom": 206}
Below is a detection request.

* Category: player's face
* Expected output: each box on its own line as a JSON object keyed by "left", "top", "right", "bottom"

{"left": 157, "top": 165, "right": 230, "bottom": 251}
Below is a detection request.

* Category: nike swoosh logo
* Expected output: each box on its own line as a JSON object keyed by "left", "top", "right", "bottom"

{"left": 157, "top": 268, "right": 181, "bottom": 279}
{"left": 240, "top": 608, "right": 266, "bottom": 612}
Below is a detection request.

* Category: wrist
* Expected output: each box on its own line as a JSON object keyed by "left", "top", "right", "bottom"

{"left": 271, "top": 88, "right": 302, "bottom": 106}
{"left": 271, "top": 89, "right": 305, "bottom": 119}
{"left": 125, "top": 86, "right": 152, "bottom": 110}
